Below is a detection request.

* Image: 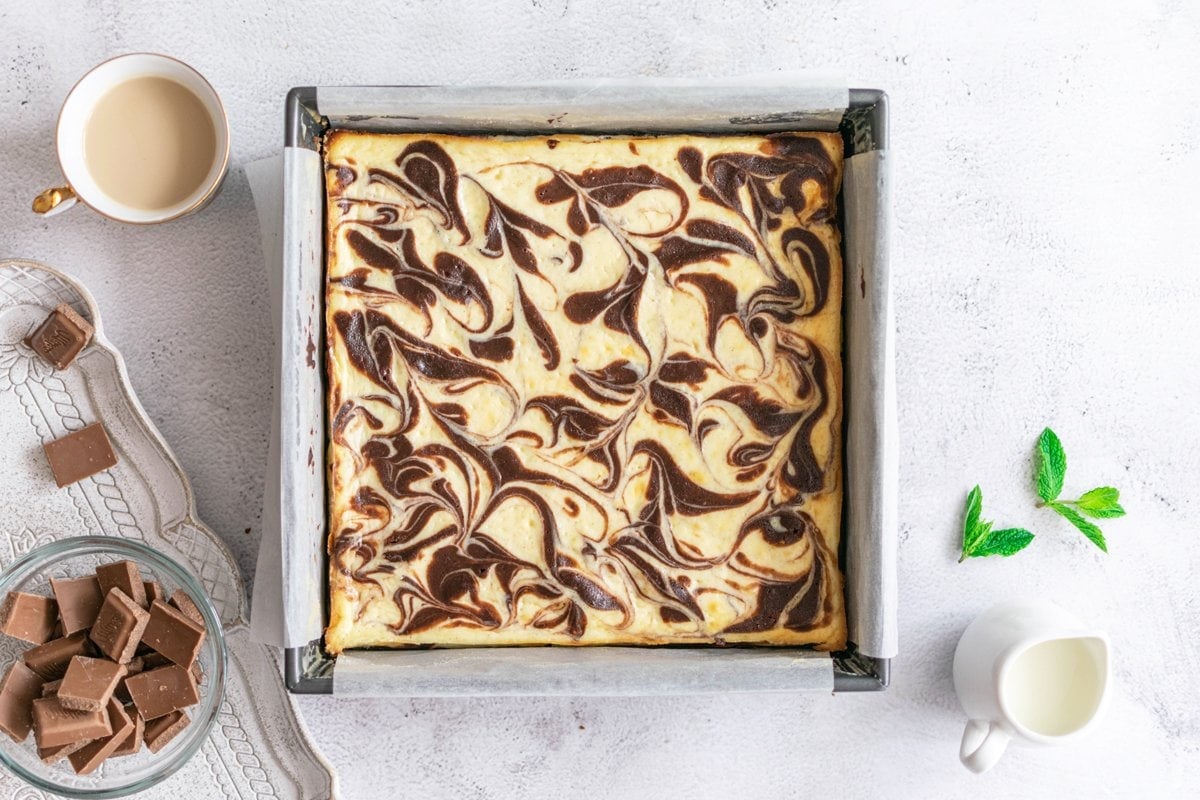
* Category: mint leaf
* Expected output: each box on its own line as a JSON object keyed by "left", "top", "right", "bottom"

{"left": 1049, "top": 501, "right": 1108, "bottom": 552}
{"left": 963, "top": 485, "right": 983, "bottom": 547}
{"left": 969, "top": 519, "right": 994, "bottom": 554}
{"left": 1075, "top": 487, "right": 1126, "bottom": 519}
{"left": 1036, "top": 428, "right": 1067, "bottom": 502}
{"left": 977, "top": 528, "right": 1035, "bottom": 557}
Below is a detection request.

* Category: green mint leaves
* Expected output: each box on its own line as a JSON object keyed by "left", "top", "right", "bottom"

{"left": 959, "top": 485, "right": 1035, "bottom": 562}
{"left": 1035, "top": 427, "right": 1125, "bottom": 553}
{"left": 958, "top": 427, "right": 1125, "bottom": 561}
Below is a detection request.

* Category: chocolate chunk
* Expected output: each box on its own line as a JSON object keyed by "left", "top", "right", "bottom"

{"left": 89, "top": 588, "right": 150, "bottom": 664}
{"left": 110, "top": 708, "right": 143, "bottom": 757}
{"left": 124, "top": 665, "right": 198, "bottom": 720}
{"left": 143, "top": 708, "right": 189, "bottom": 753}
{"left": 0, "top": 661, "right": 44, "bottom": 743}
{"left": 143, "top": 580, "right": 165, "bottom": 607}
{"left": 42, "top": 423, "right": 118, "bottom": 488}
{"left": 58, "top": 656, "right": 126, "bottom": 712}
{"left": 24, "top": 632, "right": 92, "bottom": 681}
{"left": 168, "top": 589, "right": 205, "bottom": 628}
{"left": 141, "top": 600, "right": 206, "bottom": 668}
{"left": 31, "top": 695, "right": 111, "bottom": 748}
{"left": 50, "top": 576, "right": 103, "bottom": 635}
{"left": 24, "top": 303, "right": 93, "bottom": 370}
{"left": 38, "top": 739, "right": 87, "bottom": 764}
{"left": 0, "top": 591, "right": 58, "bottom": 644}
{"left": 68, "top": 696, "right": 134, "bottom": 775}
{"left": 97, "top": 561, "right": 147, "bottom": 609}
{"left": 41, "top": 679, "right": 61, "bottom": 697}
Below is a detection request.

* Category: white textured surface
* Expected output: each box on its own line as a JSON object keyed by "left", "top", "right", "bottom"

{"left": 1, "top": 1, "right": 1198, "bottom": 797}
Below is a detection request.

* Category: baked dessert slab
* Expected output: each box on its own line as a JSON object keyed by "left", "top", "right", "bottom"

{"left": 324, "top": 130, "right": 845, "bottom": 652}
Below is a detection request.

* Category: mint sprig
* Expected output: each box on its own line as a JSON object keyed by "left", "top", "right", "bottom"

{"left": 959, "top": 485, "right": 1034, "bottom": 562}
{"left": 1034, "top": 427, "right": 1125, "bottom": 552}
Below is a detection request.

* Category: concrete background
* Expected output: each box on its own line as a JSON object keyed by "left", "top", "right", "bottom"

{"left": 2, "top": 1, "right": 1198, "bottom": 797}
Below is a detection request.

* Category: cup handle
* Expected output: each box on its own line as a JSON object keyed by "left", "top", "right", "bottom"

{"left": 960, "top": 719, "right": 1010, "bottom": 773}
{"left": 31, "top": 186, "right": 78, "bottom": 216}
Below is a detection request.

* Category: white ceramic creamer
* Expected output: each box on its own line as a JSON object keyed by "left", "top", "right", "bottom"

{"left": 952, "top": 599, "right": 1110, "bottom": 773}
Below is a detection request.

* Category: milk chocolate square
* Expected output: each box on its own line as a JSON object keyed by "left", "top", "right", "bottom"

{"left": 31, "top": 695, "right": 112, "bottom": 748}
{"left": 0, "top": 591, "right": 58, "bottom": 644}
{"left": 143, "top": 708, "right": 189, "bottom": 753}
{"left": 38, "top": 739, "right": 87, "bottom": 764}
{"left": 42, "top": 423, "right": 118, "bottom": 488}
{"left": 111, "top": 708, "right": 143, "bottom": 757}
{"left": 58, "top": 656, "right": 126, "bottom": 712}
{"left": 124, "top": 665, "right": 197, "bottom": 720}
{"left": 143, "top": 580, "right": 165, "bottom": 607}
{"left": 50, "top": 576, "right": 103, "bottom": 635}
{"left": 41, "top": 679, "right": 61, "bottom": 697}
{"left": 68, "top": 697, "right": 133, "bottom": 775}
{"left": 90, "top": 589, "right": 149, "bottom": 664}
{"left": 24, "top": 304, "right": 93, "bottom": 370}
{"left": 97, "top": 561, "right": 147, "bottom": 609}
{"left": 168, "top": 590, "right": 204, "bottom": 628}
{"left": 0, "top": 661, "right": 44, "bottom": 743}
{"left": 141, "top": 600, "right": 206, "bottom": 668}
{"left": 23, "top": 632, "right": 92, "bottom": 681}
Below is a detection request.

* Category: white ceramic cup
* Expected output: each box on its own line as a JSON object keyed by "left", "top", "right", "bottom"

{"left": 952, "top": 599, "right": 1110, "bottom": 774}
{"left": 32, "top": 52, "right": 230, "bottom": 224}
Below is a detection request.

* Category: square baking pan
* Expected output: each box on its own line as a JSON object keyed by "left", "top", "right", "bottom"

{"left": 277, "top": 81, "right": 895, "bottom": 694}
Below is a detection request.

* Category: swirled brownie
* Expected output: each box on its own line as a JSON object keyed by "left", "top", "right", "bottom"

{"left": 324, "top": 130, "right": 846, "bottom": 652}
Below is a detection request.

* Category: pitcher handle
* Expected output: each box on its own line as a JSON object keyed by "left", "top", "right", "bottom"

{"left": 960, "top": 719, "right": 1010, "bottom": 773}
{"left": 32, "top": 186, "right": 78, "bottom": 216}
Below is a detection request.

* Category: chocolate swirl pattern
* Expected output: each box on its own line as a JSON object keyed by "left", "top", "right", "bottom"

{"left": 323, "top": 131, "right": 846, "bottom": 652}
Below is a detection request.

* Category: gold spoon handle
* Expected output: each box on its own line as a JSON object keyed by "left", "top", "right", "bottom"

{"left": 32, "top": 186, "right": 78, "bottom": 216}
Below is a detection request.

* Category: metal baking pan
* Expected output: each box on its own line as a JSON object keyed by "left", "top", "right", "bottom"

{"left": 278, "top": 82, "right": 894, "bottom": 694}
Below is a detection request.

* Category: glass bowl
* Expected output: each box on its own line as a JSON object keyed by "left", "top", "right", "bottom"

{"left": 0, "top": 537, "right": 226, "bottom": 798}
